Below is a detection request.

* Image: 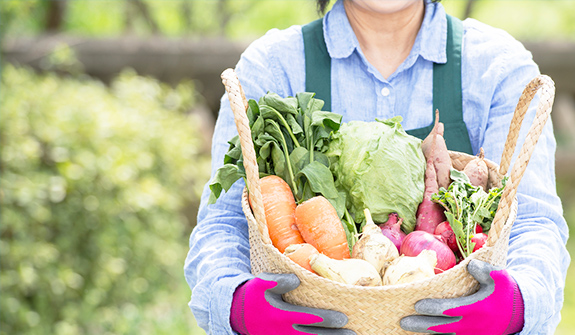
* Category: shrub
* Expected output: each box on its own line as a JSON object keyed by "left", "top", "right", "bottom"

{"left": 0, "top": 65, "right": 210, "bottom": 334}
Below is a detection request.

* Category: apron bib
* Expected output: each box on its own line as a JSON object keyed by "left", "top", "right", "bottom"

{"left": 302, "top": 15, "right": 473, "bottom": 154}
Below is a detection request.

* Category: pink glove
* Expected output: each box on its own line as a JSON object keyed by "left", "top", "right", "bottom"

{"left": 401, "top": 259, "right": 524, "bottom": 335}
{"left": 230, "top": 273, "right": 355, "bottom": 335}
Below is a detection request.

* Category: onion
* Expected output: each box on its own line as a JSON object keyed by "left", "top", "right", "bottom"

{"left": 400, "top": 231, "right": 456, "bottom": 274}
{"left": 378, "top": 213, "right": 406, "bottom": 253}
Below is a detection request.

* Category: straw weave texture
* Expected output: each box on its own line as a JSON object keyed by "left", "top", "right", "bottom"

{"left": 221, "top": 69, "right": 555, "bottom": 334}
{"left": 242, "top": 156, "right": 516, "bottom": 334}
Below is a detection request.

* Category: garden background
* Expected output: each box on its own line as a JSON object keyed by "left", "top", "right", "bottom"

{"left": 1, "top": 1, "right": 574, "bottom": 334}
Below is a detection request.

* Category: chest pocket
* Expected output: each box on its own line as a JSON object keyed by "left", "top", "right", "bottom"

{"left": 302, "top": 15, "right": 473, "bottom": 155}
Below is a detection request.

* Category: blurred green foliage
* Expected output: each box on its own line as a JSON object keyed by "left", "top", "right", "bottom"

{"left": 557, "top": 175, "right": 575, "bottom": 334}
{"left": 0, "top": 0, "right": 319, "bottom": 39}
{"left": 0, "top": 64, "right": 210, "bottom": 334}
{"left": 3, "top": 0, "right": 574, "bottom": 41}
{"left": 1, "top": 1, "right": 573, "bottom": 334}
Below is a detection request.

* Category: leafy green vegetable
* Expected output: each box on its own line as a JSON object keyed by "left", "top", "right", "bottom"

{"left": 325, "top": 117, "right": 426, "bottom": 232}
{"left": 208, "top": 91, "right": 359, "bottom": 249}
{"left": 432, "top": 169, "right": 507, "bottom": 258}
{"left": 209, "top": 92, "right": 343, "bottom": 205}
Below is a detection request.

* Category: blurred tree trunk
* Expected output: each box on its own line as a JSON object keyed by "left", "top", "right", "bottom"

{"left": 464, "top": 0, "right": 477, "bottom": 18}
{"left": 45, "top": 0, "right": 67, "bottom": 32}
{"left": 124, "top": 0, "right": 135, "bottom": 33}
{"left": 124, "top": 0, "right": 159, "bottom": 34}
{"left": 181, "top": 1, "right": 193, "bottom": 33}
{"left": 217, "top": 0, "right": 232, "bottom": 35}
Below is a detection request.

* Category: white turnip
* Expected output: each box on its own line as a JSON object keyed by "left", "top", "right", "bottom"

{"left": 383, "top": 250, "right": 437, "bottom": 285}
{"left": 309, "top": 253, "right": 382, "bottom": 287}
{"left": 352, "top": 209, "right": 399, "bottom": 276}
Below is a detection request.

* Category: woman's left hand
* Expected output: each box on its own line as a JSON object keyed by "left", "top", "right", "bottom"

{"left": 400, "top": 259, "right": 524, "bottom": 335}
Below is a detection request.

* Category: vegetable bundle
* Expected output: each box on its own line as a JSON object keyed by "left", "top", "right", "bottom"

{"left": 432, "top": 169, "right": 507, "bottom": 258}
{"left": 209, "top": 91, "right": 507, "bottom": 286}
{"left": 325, "top": 117, "right": 426, "bottom": 231}
{"left": 208, "top": 92, "right": 343, "bottom": 213}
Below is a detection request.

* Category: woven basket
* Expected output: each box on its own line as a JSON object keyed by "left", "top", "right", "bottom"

{"left": 220, "top": 69, "right": 555, "bottom": 334}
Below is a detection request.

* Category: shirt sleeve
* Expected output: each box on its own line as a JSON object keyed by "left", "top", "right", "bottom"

{"left": 478, "top": 35, "right": 570, "bottom": 334}
{"left": 183, "top": 29, "right": 291, "bottom": 334}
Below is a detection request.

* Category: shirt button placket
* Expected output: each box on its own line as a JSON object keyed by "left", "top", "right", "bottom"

{"left": 381, "top": 87, "right": 391, "bottom": 97}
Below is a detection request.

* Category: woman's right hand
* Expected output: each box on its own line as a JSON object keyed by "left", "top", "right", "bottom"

{"left": 230, "top": 273, "right": 356, "bottom": 335}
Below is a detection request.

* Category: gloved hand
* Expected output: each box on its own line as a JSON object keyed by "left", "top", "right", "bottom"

{"left": 230, "top": 272, "right": 356, "bottom": 335}
{"left": 401, "top": 259, "right": 524, "bottom": 335}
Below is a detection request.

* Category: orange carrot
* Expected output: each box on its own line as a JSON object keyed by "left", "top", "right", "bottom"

{"left": 294, "top": 196, "right": 350, "bottom": 260}
{"left": 284, "top": 243, "right": 320, "bottom": 274}
{"left": 259, "top": 175, "right": 304, "bottom": 253}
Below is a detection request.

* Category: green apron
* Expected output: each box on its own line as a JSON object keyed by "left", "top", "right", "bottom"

{"left": 301, "top": 15, "right": 473, "bottom": 154}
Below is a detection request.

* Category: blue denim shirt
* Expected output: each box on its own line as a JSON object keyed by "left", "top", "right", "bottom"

{"left": 184, "top": 1, "right": 570, "bottom": 334}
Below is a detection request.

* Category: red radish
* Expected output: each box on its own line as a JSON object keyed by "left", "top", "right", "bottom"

{"left": 400, "top": 231, "right": 456, "bottom": 274}
{"left": 434, "top": 221, "right": 458, "bottom": 252}
{"left": 472, "top": 233, "right": 488, "bottom": 252}
{"left": 463, "top": 148, "right": 489, "bottom": 191}
{"left": 379, "top": 213, "right": 406, "bottom": 252}
{"left": 415, "top": 112, "right": 447, "bottom": 233}
{"left": 434, "top": 221, "right": 484, "bottom": 254}
{"left": 475, "top": 224, "right": 483, "bottom": 234}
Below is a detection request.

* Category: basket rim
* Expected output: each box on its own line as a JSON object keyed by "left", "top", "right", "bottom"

{"left": 241, "top": 186, "right": 518, "bottom": 291}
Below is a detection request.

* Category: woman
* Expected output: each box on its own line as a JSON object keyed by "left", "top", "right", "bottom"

{"left": 184, "top": 0, "right": 569, "bottom": 334}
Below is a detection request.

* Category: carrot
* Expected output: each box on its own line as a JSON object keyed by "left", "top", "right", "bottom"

{"left": 259, "top": 175, "right": 305, "bottom": 253}
{"left": 421, "top": 110, "right": 452, "bottom": 189}
{"left": 284, "top": 243, "right": 319, "bottom": 273}
{"left": 415, "top": 117, "right": 447, "bottom": 233}
{"left": 463, "top": 147, "right": 489, "bottom": 191}
{"left": 294, "top": 196, "right": 350, "bottom": 260}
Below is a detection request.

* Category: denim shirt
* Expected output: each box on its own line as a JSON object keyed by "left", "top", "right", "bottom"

{"left": 184, "top": 1, "right": 570, "bottom": 334}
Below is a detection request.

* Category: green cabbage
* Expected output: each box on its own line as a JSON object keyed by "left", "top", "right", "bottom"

{"left": 326, "top": 117, "right": 426, "bottom": 232}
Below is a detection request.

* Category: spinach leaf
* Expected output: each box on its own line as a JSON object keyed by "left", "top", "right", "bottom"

{"left": 209, "top": 91, "right": 360, "bottom": 248}
{"left": 209, "top": 92, "right": 342, "bottom": 204}
{"left": 208, "top": 164, "right": 245, "bottom": 205}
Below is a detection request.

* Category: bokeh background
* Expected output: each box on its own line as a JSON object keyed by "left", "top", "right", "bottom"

{"left": 1, "top": 1, "right": 573, "bottom": 334}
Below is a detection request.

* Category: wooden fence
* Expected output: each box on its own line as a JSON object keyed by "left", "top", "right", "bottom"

{"left": 2, "top": 35, "right": 574, "bottom": 178}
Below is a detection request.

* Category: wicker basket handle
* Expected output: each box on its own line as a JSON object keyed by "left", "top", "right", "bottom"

{"left": 221, "top": 69, "right": 272, "bottom": 245}
{"left": 487, "top": 75, "right": 555, "bottom": 246}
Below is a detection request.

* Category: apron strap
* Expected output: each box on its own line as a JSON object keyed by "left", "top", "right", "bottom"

{"left": 431, "top": 15, "right": 473, "bottom": 154}
{"left": 302, "top": 15, "right": 473, "bottom": 154}
{"left": 302, "top": 19, "right": 332, "bottom": 111}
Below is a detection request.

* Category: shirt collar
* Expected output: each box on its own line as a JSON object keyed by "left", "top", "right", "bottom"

{"left": 323, "top": 0, "right": 447, "bottom": 64}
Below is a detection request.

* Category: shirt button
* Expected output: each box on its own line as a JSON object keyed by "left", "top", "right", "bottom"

{"left": 381, "top": 87, "right": 390, "bottom": 97}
